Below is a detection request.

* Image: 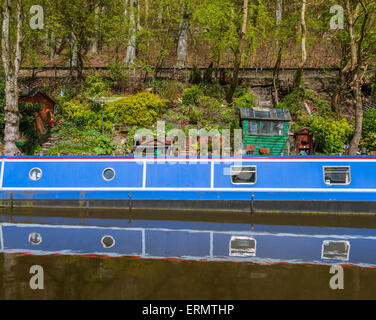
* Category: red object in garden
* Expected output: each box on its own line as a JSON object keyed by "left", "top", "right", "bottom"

{"left": 20, "top": 88, "right": 56, "bottom": 134}
{"left": 295, "top": 128, "right": 314, "bottom": 155}
{"left": 259, "top": 148, "right": 268, "bottom": 154}
{"left": 246, "top": 145, "right": 255, "bottom": 151}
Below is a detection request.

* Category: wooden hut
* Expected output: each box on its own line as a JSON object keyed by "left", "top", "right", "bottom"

{"left": 240, "top": 107, "right": 291, "bottom": 155}
{"left": 20, "top": 88, "right": 56, "bottom": 134}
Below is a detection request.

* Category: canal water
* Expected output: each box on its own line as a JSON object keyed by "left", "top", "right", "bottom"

{"left": 1, "top": 208, "right": 376, "bottom": 300}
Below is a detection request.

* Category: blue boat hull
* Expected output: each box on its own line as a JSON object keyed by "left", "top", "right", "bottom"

{"left": 1, "top": 156, "right": 376, "bottom": 214}
{"left": 1, "top": 215, "right": 376, "bottom": 267}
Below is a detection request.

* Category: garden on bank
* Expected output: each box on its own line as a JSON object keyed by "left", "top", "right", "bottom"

{"left": 0, "top": 69, "right": 375, "bottom": 156}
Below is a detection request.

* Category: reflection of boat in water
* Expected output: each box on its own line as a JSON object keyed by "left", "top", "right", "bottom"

{"left": 1, "top": 155, "right": 376, "bottom": 214}
{"left": 1, "top": 213, "right": 376, "bottom": 267}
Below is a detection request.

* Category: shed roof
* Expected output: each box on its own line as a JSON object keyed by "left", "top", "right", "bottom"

{"left": 240, "top": 107, "right": 291, "bottom": 121}
{"left": 19, "top": 88, "right": 56, "bottom": 104}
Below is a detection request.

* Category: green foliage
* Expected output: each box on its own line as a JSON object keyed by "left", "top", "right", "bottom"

{"left": 360, "top": 109, "right": 376, "bottom": 152}
{"left": 182, "top": 85, "right": 203, "bottom": 106}
{"left": 188, "top": 107, "right": 200, "bottom": 125}
{"left": 159, "top": 81, "right": 186, "bottom": 104}
{"left": 233, "top": 93, "right": 257, "bottom": 109}
{"left": 189, "top": 65, "right": 202, "bottom": 85}
{"left": 360, "top": 133, "right": 376, "bottom": 153}
{"left": 106, "top": 62, "right": 129, "bottom": 89}
{"left": 48, "top": 129, "right": 115, "bottom": 155}
{"left": 19, "top": 102, "right": 45, "bottom": 155}
{"left": 106, "top": 92, "right": 167, "bottom": 127}
{"left": 202, "top": 82, "right": 225, "bottom": 100}
{"left": 85, "top": 73, "right": 111, "bottom": 98}
{"left": 60, "top": 97, "right": 105, "bottom": 130}
{"left": 276, "top": 87, "right": 332, "bottom": 119}
{"left": 298, "top": 116, "right": 353, "bottom": 154}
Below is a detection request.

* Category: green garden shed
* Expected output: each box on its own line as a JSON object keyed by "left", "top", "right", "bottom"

{"left": 240, "top": 107, "right": 292, "bottom": 155}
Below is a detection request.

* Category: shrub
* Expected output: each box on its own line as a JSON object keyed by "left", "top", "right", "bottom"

{"left": 298, "top": 115, "right": 353, "bottom": 154}
{"left": 276, "top": 87, "right": 332, "bottom": 119}
{"left": 202, "top": 82, "right": 225, "bottom": 100}
{"left": 85, "top": 73, "right": 111, "bottom": 98}
{"left": 188, "top": 107, "right": 200, "bottom": 125}
{"left": 106, "top": 92, "right": 167, "bottom": 127}
{"left": 360, "top": 109, "right": 376, "bottom": 152}
{"left": 189, "top": 65, "right": 202, "bottom": 84}
{"left": 182, "top": 85, "right": 202, "bottom": 106}
{"left": 19, "top": 102, "right": 45, "bottom": 155}
{"left": 159, "top": 80, "right": 186, "bottom": 104}
{"left": 233, "top": 93, "right": 257, "bottom": 109}
{"left": 48, "top": 129, "right": 115, "bottom": 155}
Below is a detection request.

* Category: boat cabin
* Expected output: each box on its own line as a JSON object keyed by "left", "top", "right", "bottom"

{"left": 239, "top": 107, "right": 291, "bottom": 155}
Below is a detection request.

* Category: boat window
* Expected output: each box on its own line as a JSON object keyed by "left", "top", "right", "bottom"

{"left": 324, "top": 167, "right": 350, "bottom": 185}
{"left": 230, "top": 236, "right": 256, "bottom": 257}
{"left": 28, "top": 232, "right": 42, "bottom": 245}
{"left": 102, "top": 168, "right": 116, "bottom": 181}
{"left": 322, "top": 240, "right": 350, "bottom": 261}
{"left": 231, "top": 166, "right": 256, "bottom": 184}
{"left": 101, "top": 235, "right": 115, "bottom": 248}
{"left": 29, "top": 168, "right": 42, "bottom": 181}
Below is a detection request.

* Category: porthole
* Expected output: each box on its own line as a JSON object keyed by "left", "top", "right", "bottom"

{"left": 322, "top": 240, "right": 350, "bottom": 261}
{"left": 229, "top": 236, "right": 256, "bottom": 257}
{"left": 29, "top": 168, "right": 42, "bottom": 181}
{"left": 101, "top": 235, "right": 115, "bottom": 248}
{"left": 28, "top": 232, "right": 42, "bottom": 245}
{"left": 102, "top": 168, "right": 115, "bottom": 181}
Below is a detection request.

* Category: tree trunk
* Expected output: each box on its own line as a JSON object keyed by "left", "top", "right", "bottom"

{"left": 125, "top": 0, "right": 137, "bottom": 65}
{"left": 90, "top": 6, "right": 100, "bottom": 56}
{"left": 226, "top": 0, "right": 249, "bottom": 103}
{"left": 272, "top": 0, "right": 283, "bottom": 106}
{"left": 1, "top": 0, "right": 23, "bottom": 156}
{"left": 70, "top": 32, "right": 78, "bottom": 68}
{"left": 176, "top": 3, "right": 189, "bottom": 68}
{"left": 49, "top": 31, "right": 57, "bottom": 60}
{"left": 293, "top": 0, "right": 306, "bottom": 89}
{"left": 272, "top": 47, "right": 282, "bottom": 106}
{"left": 347, "top": 0, "right": 362, "bottom": 155}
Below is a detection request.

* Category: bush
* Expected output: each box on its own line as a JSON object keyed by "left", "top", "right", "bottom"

{"left": 106, "top": 92, "right": 167, "bottom": 127}
{"left": 182, "top": 85, "right": 202, "bottom": 106}
{"left": 188, "top": 107, "right": 200, "bottom": 125}
{"left": 276, "top": 87, "right": 332, "bottom": 119}
{"left": 48, "top": 129, "right": 115, "bottom": 155}
{"left": 298, "top": 115, "right": 353, "bottom": 154}
{"left": 189, "top": 65, "right": 202, "bottom": 85}
{"left": 202, "top": 82, "right": 225, "bottom": 100}
{"left": 360, "top": 109, "right": 376, "bottom": 152}
{"left": 85, "top": 73, "right": 111, "bottom": 98}
{"left": 159, "top": 80, "right": 186, "bottom": 104}
{"left": 19, "top": 102, "right": 45, "bottom": 155}
{"left": 233, "top": 93, "right": 257, "bottom": 109}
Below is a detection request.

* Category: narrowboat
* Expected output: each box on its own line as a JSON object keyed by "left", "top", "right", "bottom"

{"left": 1, "top": 155, "right": 376, "bottom": 214}
{"left": 1, "top": 214, "right": 376, "bottom": 267}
